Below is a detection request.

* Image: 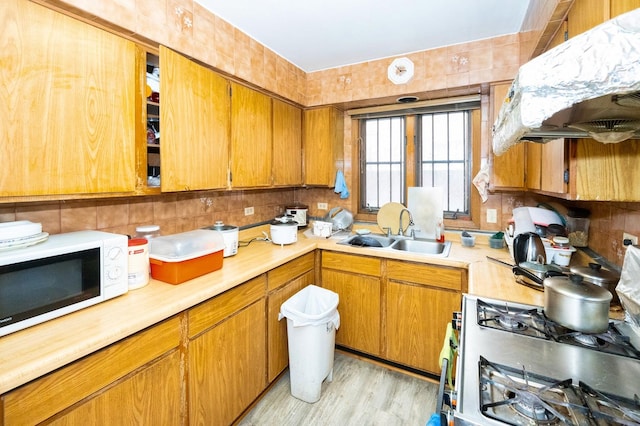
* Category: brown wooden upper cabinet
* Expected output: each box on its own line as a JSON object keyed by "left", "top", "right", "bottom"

{"left": 272, "top": 100, "right": 303, "bottom": 186}
{"left": 159, "top": 46, "right": 230, "bottom": 192}
{"left": 230, "top": 83, "right": 273, "bottom": 188}
{"left": 490, "top": 83, "right": 526, "bottom": 191}
{"left": 303, "top": 107, "right": 344, "bottom": 186}
{"left": 1, "top": 0, "right": 136, "bottom": 197}
{"left": 567, "top": 0, "right": 640, "bottom": 39}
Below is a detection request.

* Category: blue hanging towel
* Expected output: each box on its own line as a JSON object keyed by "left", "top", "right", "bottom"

{"left": 334, "top": 170, "right": 350, "bottom": 199}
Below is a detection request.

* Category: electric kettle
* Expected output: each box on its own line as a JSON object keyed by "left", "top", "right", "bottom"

{"left": 513, "top": 232, "right": 547, "bottom": 265}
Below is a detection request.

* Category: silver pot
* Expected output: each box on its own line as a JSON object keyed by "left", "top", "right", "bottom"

{"left": 543, "top": 274, "right": 612, "bottom": 333}
{"left": 570, "top": 262, "right": 620, "bottom": 303}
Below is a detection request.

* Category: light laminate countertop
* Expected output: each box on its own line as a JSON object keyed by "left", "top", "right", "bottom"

{"left": 0, "top": 227, "right": 555, "bottom": 394}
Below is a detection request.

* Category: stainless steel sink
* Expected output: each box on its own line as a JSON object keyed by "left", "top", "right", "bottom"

{"left": 337, "top": 234, "right": 396, "bottom": 248}
{"left": 337, "top": 234, "right": 451, "bottom": 257}
{"left": 390, "top": 238, "right": 451, "bottom": 257}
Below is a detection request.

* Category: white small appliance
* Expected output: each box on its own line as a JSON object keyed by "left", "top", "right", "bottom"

{"left": 0, "top": 230, "right": 128, "bottom": 337}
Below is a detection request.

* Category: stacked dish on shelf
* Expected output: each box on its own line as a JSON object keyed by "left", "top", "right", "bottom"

{"left": 0, "top": 221, "right": 48, "bottom": 251}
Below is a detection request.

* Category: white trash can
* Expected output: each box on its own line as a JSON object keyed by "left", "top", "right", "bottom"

{"left": 279, "top": 284, "right": 340, "bottom": 403}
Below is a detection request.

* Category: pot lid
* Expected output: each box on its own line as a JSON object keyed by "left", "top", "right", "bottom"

{"left": 270, "top": 215, "right": 298, "bottom": 226}
{"left": 544, "top": 274, "right": 613, "bottom": 302}
{"left": 570, "top": 262, "right": 620, "bottom": 285}
{"left": 209, "top": 221, "right": 238, "bottom": 232}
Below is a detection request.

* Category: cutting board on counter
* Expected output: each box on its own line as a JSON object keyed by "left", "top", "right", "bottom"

{"left": 407, "top": 187, "right": 443, "bottom": 239}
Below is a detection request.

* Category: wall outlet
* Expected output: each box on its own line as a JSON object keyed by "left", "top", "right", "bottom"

{"left": 623, "top": 232, "right": 638, "bottom": 246}
{"left": 317, "top": 202, "right": 328, "bottom": 210}
{"left": 244, "top": 206, "right": 254, "bottom": 216}
{"left": 486, "top": 208, "right": 497, "bottom": 224}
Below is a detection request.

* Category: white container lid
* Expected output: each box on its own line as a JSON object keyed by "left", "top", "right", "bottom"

{"left": 149, "top": 230, "right": 225, "bottom": 262}
{"left": 136, "top": 225, "right": 160, "bottom": 233}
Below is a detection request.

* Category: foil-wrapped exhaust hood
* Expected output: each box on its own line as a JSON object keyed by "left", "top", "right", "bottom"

{"left": 493, "top": 8, "right": 640, "bottom": 155}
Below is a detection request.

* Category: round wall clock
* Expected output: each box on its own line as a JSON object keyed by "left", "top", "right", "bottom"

{"left": 387, "top": 57, "right": 414, "bottom": 84}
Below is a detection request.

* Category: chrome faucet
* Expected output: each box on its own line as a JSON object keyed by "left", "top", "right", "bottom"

{"left": 398, "top": 208, "right": 415, "bottom": 238}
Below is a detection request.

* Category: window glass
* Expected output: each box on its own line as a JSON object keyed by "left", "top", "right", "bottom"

{"left": 360, "top": 106, "right": 472, "bottom": 216}
{"left": 361, "top": 117, "right": 405, "bottom": 209}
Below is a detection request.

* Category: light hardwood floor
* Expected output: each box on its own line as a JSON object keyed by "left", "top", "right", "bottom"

{"left": 239, "top": 352, "right": 438, "bottom": 425}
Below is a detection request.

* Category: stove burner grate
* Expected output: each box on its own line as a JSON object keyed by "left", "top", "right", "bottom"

{"left": 555, "top": 329, "right": 640, "bottom": 359}
{"left": 476, "top": 298, "right": 640, "bottom": 360}
{"left": 477, "top": 299, "right": 551, "bottom": 339}
{"left": 479, "top": 356, "right": 640, "bottom": 426}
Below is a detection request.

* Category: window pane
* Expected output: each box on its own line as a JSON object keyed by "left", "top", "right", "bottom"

{"left": 433, "top": 114, "right": 449, "bottom": 161}
{"left": 418, "top": 110, "right": 471, "bottom": 215}
{"left": 421, "top": 116, "right": 433, "bottom": 160}
{"left": 449, "top": 162, "right": 466, "bottom": 212}
{"left": 448, "top": 113, "right": 465, "bottom": 161}
{"left": 361, "top": 117, "right": 405, "bottom": 210}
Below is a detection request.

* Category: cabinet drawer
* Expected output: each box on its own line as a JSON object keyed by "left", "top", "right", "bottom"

{"left": 387, "top": 260, "right": 463, "bottom": 291}
{"left": 3, "top": 316, "right": 181, "bottom": 425}
{"left": 188, "top": 275, "right": 266, "bottom": 337}
{"left": 267, "top": 252, "right": 315, "bottom": 291}
{"left": 321, "top": 252, "right": 381, "bottom": 277}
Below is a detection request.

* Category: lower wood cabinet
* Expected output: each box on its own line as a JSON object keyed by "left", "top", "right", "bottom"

{"left": 319, "top": 251, "right": 466, "bottom": 375}
{"left": 386, "top": 261, "right": 464, "bottom": 374}
{"left": 266, "top": 252, "right": 315, "bottom": 382}
{"left": 321, "top": 252, "right": 382, "bottom": 356}
{"left": 2, "top": 317, "right": 182, "bottom": 425}
{"left": 49, "top": 352, "right": 182, "bottom": 426}
{"left": 188, "top": 275, "right": 267, "bottom": 426}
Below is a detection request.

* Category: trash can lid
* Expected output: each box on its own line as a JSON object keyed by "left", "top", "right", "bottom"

{"left": 279, "top": 285, "right": 339, "bottom": 327}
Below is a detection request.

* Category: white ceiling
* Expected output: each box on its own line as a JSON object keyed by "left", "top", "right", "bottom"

{"left": 195, "top": 0, "right": 531, "bottom": 72}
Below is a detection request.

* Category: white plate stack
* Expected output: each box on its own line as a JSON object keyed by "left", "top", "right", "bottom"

{"left": 0, "top": 220, "right": 49, "bottom": 251}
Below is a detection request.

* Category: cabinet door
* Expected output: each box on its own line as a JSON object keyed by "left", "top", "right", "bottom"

{"left": 3, "top": 317, "right": 181, "bottom": 425}
{"left": 303, "top": 107, "right": 344, "bottom": 186}
{"left": 490, "top": 83, "right": 525, "bottom": 190}
{"left": 321, "top": 252, "right": 382, "bottom": 356}
{"left": 571, "top": 138, "right": 640, "bottom": 200}
{"left": 49, "top": 352, "right": 182, "bottom": 426}
{"left": 539, "top": 139, "right": 567, "bottom": 194}
{"left": 189, "top": 301, "right": 266, "bottom": 426}
{"left": 386, "top": 281, "right": 461, "bottom": 373}
{"left": 322, "top": 269, "right": 381, "bottom": 355}
{"left": 1, "top": 0, "right": 136, "bottom": 196}
{"left": 230, "top": 83, "right": 272, "bottom": 187}
{"left": 567, "top": 0, "right": 640, "bottom": 38}
{"left": 567, "top": 0, "right": 606, "bottom": 38}
{"left": 160, "top": 46, "right": 230, "bottom": 191}
{"left": 272, "top": 99, "right": 303, "bottom": 186}
{"left": 267, "top": 270, "right": 314, "bottom": 382}
{"left": 527, "top": 138, "right": 567, "bottom": 193}
{"left": 386, "top": 261, "right": 463, "bottom": 373}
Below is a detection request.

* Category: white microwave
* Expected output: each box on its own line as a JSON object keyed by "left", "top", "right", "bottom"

{"left": 0, "top": 230, "right": 128, "bottom": 337}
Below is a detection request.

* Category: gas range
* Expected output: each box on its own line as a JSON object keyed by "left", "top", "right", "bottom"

{"left": 454, "top": 295, "right": 640, "bottom": 425}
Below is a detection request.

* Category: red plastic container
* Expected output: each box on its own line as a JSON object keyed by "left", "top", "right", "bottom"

{"left": 150, "top": 250, "right": 223, "bottom": 284}
{"left": 149, "top": 230, "right": 225, "bottom": 284}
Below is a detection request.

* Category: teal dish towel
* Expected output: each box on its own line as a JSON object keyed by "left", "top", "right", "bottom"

{"left": 334, "top": 170, "right": 350, "bottom": 199}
